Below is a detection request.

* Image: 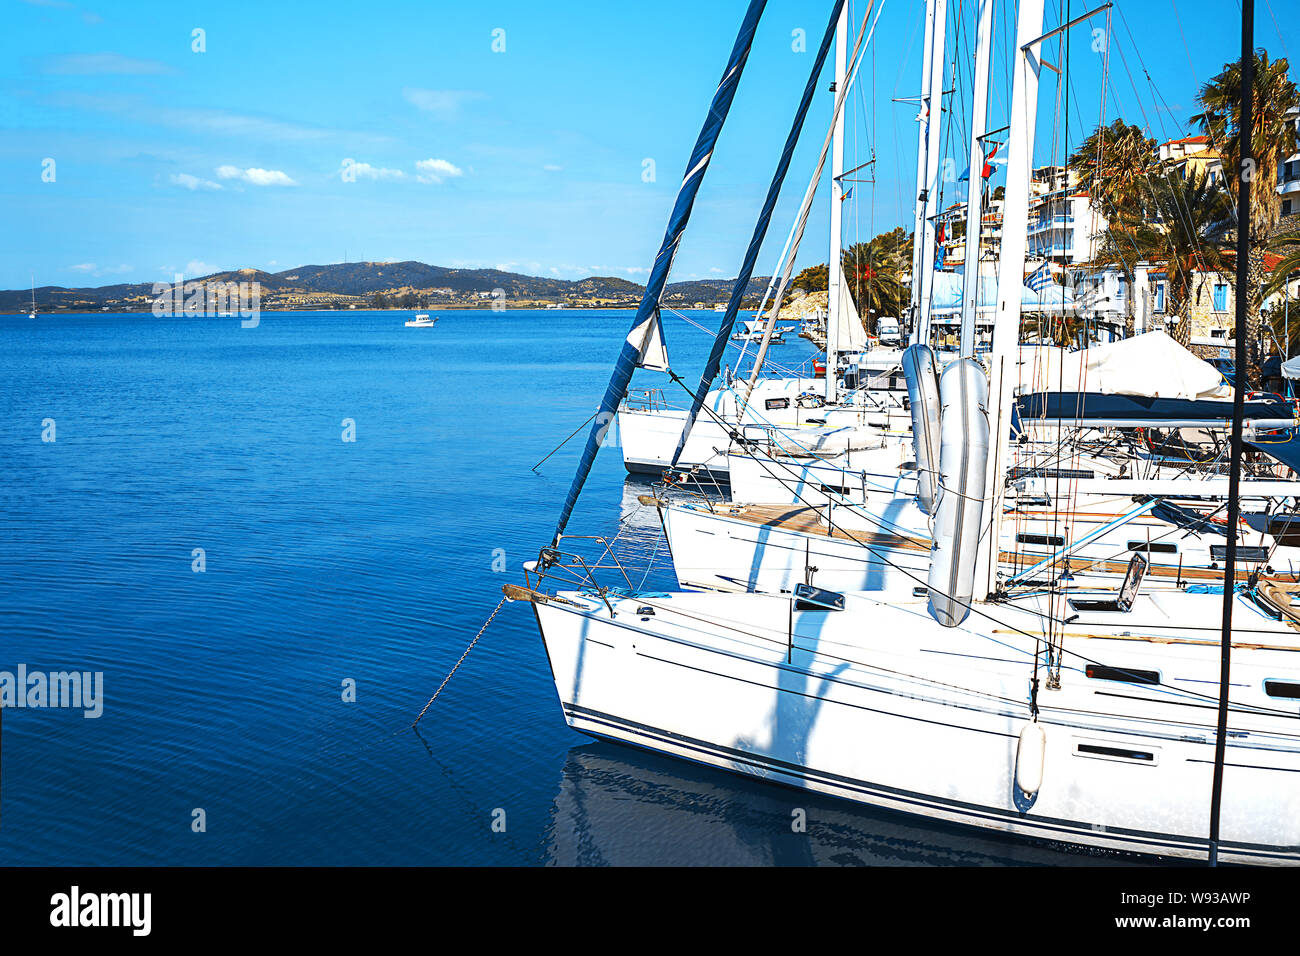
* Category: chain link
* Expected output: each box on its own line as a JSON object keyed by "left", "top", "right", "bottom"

{"left": 410, "top": 596, "right": 508, "bottom": 728}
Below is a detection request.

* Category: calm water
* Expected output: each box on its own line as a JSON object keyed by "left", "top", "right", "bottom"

{"left": 0, "top": 309, "right": 1136, "bottom": 866}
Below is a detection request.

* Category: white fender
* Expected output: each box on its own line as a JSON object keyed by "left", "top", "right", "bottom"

{"left": 901, "top": 344, "right": 942, "bottom": 514}
{"left": 1015, "top": 722, "right": 1047, "bottom": 798}
{"left": 927, "top": 357, "right": 989, "bottom": 627}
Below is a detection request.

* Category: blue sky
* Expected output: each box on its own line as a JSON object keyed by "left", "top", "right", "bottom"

{"left": 2, "top": 0, "right": 1295, "bottom": 290}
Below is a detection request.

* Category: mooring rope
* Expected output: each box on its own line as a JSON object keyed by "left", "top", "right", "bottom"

{"left": 410, "top": 596, "right": 508, "bottom": 727}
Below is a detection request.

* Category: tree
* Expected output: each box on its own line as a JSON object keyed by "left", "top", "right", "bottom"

{"left": 1193, "top": 49, "right": 1299, "bottom": 377}
{"left": 1069, "top": 120, "right": 1159, "bottom": 221}
{"left": 1069, "top": 120, "right": 1160, "bottom": 333}
{"left": 792, "top": 263, "right": 828, "bottom": 294}
{"left": 842, "top": 233, "right": 908, "bottom": 329}
{"left": 1262, "top": 229, "right": 1300, "bottom": 301}
{"left": 1098, "top": 167, "right": 1233, "bottom": 345}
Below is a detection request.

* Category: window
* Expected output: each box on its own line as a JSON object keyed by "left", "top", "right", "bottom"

{"left": 1086, "top": 664, "right": 1160, "bottom": 685}
{"left": 1286, "top": 199, "right": 1295, "bottom": 217}
{"left": 1264, "top": 680, "right": 1300, "bottom": 700}
{"left": 1128, "top": 541, "right": 1177, "bottom": 554}
{"left": 1075, "top": 742, "right": 1156, "bottom": 763}
{"left": 1213, "top": 282, "right": 1229, "bottom": 312}
{"left": 1017, "top": 532, "right": 1066, "bottom": 547}
{"left": 1210, "top": 545, "right": 1269, "bottom": 562}
{"left": 1155, "top": 282, "right": 1165, "bottom": 312}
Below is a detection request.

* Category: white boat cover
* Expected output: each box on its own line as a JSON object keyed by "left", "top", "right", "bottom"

{"left": 1282, "top": 355, "right": 1300, "bottom": 379}
{"left": 1015, "top": 331, "right": 1231, "bottom": 400}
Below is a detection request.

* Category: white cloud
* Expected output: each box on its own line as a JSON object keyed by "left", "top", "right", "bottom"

{"left": 68, "top": 263, "right": 134, "bottom": 278}
{"left": 184, "top": 260, "right": 220, "bottom": 276}
{"left": 402, "top": 88, "right": 485, "bottom": 119}
{"left": 339, "top": 158, "right": 405, "bottom": 182}
{"left": 543, "top": 164, "right": 563, "bottom": 172}
{"left": 170, "top": 172, "right": 222, "bottom": 191}
{"left": 415, "top": 158, "right": 463, "bottom": 184}
{"left": 216, "top": 165, "right": 297, "bottom": 186}
{"left": 44, "top": 53, "right": 172, "bottom": 75}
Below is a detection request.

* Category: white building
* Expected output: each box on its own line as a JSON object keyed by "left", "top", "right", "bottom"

{"left": 1279, "top": 107, "right": 1300, "bottom": 218}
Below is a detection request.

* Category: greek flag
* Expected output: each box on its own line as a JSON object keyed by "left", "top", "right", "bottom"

{"left": 1026, "top": 262, "right": 1054, "bottom": 292}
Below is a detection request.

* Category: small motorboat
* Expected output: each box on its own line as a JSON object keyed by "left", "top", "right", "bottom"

{"left": 405, "top": 314, "right": 437, "bottom": 327}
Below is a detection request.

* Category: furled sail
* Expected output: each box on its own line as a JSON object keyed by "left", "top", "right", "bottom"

{"left": 667, "top": 0, "right": 847, "bottom": 469}
{"left": 550, "top": 0, "right": 767, "bottom": 545}
{"left": 836, "top": 271, "right": 868, "bottom": 352}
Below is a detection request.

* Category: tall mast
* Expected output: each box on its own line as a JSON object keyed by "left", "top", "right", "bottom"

{"left": 1209, "top": 0, "right": 1253, "bottom": 868}
{"left": 975, "top": 0, "right": 1046, "bottom": 599}
{"left": 908, "top": 0, "right": 938, "bottom": 343}
{"left": 959, "top": 0, "right": 994, "bottom": 356}
{"left": 826, "top": 2, "right": 850, "bottom": 403}
{"left": 916, "top": 0, "right": 948, "bottom": 346}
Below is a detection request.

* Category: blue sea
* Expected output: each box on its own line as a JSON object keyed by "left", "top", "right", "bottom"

{"left": 0, "top": 309, "right": 1137, "bottom": 866}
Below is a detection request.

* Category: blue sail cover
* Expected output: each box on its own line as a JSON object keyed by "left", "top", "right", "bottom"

{"left": 669, "top": 0, "right": 846, "bottom": 468}
{"left": 550, "top": 0, "right": 767, "bottom": 544}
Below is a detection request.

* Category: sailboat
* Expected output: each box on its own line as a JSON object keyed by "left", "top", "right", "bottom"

{"left": 503, "top": 0, "right": 1300, "bottom": 863}
{"left": 28, "top": 274, "right": 36, "bottom": 319}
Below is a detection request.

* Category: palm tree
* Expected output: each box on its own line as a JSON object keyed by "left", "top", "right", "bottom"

{"left": 1069, "top": 121, "right": 1159, "bottom": 330}
{"left": 1261, "top": 229, "right": 1300, "bottom": 301}
{"left": 1099, "top": 167, "right": 1233, "bottom": 345}
{"left": 1069, "top": 120, "right": 1159, "bottom": 220}
{"left": 843, "top": 231, "right": 908, "bottom": 331}
{"left": 1193, "top": 49, "right": 1299, "bottom": 377}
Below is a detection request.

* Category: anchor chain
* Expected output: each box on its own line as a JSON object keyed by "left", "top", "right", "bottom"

{"left": 410, "top": 596, "right": 507, "bottom": 728}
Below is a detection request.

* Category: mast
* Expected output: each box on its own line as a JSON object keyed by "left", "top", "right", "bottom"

{"left": 958, "top": 0, "right": 994, "bottom": 357}
{"left": 916, "top": 0, "right": 948, "bottom": 346}
{"left": 975, "top": 0, "right": 1046, "bottom": 599}
{"left": 1209, "top": 0, "right": 1253, "bottom": 868}
{"left": 549, "top": 0, "right": 767, "bottom": 545}
{"left": 669, "top": 0, "right": 847, "bottom": 467}
{"left": 826, "top": 2, "right": 849, "bottom": 404}
{"left": 907, "top": 0, "right": 938, "bottom": 344}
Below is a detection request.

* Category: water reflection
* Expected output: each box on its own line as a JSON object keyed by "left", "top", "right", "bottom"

{"left": 544, "top": 740, "right": 1154, "bottom": 866}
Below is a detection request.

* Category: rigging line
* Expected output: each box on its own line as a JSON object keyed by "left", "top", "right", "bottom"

{"left": 532, "top": 410, "right": 599, "bottom": 473}
{"left": 1107, "top": 14, "right": 1224, "bottom": 294}
{"left": 603, "top": 588, "right": 1037, "bottom": 710}
{"left": 1262, "top": 0, "right": 1290, "bottom": 65}
{"left": 658, "top": 370, "right": 1298, "bottom": 716}
{"left": 1168, "top": 0, "right": 1200, "bottom": 98}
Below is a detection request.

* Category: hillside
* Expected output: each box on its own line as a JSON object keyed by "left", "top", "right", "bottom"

{"left": 0, "top": 261, "right": 773, "bottom": 313}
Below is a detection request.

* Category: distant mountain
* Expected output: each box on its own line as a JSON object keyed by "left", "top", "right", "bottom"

{"left": 0, "top": 261, "right": 772, "bottom": 312}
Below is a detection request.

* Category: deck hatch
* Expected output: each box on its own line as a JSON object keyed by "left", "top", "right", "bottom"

{"left": 794, "top": 583, "right": 845, "bottom": 611}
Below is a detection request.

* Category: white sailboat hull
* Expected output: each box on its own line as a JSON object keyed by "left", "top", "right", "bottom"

{"left": 530, "top": 589, "right": 1300, "bottom": 864}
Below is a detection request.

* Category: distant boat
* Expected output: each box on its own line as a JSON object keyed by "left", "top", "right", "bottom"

{"left": 28, "top": 274, "right": 36, "bottom": 319}
{"left": 547, "top": 303, "right": 568, "bottom": 310}
{"left": 405, "top": 313, "right": 437, "bottom": 327}
{"left": 730, "top": 317, "right": 789, "bottom": 342}
{"left": 713, "top": 304, "right": 726, "bottom": 312}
